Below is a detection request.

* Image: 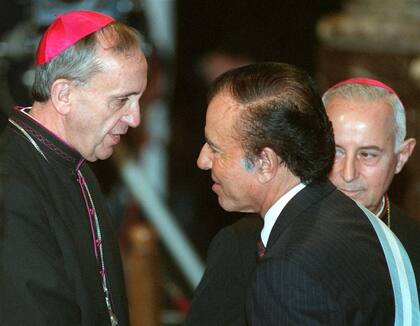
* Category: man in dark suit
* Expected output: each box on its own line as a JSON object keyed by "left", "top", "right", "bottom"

{"left": 193, "top": 63, "right": 397, "bottom": 324}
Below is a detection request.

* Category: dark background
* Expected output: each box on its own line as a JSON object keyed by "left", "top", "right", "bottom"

{"left": 171, "top": 0, "right": 341, "bottom": 255}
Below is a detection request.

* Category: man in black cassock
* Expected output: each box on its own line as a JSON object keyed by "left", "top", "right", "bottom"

{"left": 0, "top": 10, "right": 147, "bottom": 325}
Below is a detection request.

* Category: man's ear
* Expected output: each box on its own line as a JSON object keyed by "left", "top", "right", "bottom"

{"left": 255, "top": 147, "right": 280, "bottom": 183}
{"left": 395, "top": 138, "right": 416, "bottom": 174}
{"left": 50, "top": 79, "right": 73, "bottom": 115}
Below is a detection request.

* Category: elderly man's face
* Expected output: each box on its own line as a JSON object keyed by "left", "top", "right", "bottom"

{"left": 67, "top": 48, "right": 147, "bottom": 161}
{"left": 326, "top": 97, "right": 400, "bottom": 213}
{"left": 197, "top": 92, "right": 261, "bottom": 213}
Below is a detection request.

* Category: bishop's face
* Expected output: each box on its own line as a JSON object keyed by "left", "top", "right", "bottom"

{"left": 326, "top": 97, "right": 399, "bottom": 213}
{"left": 67, "top": 48, "right": 148, "bottom": 161}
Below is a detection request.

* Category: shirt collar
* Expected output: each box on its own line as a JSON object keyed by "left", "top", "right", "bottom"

{"left": 260, "top": 183, "right": 306, "bottom": 246}
{"left": 9, "top": 106, "right": 84, "bottom": 171}
{"left": 376, "top": 195, "right": 386, "bottom": 216}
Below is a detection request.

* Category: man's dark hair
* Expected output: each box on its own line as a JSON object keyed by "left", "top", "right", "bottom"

{"left": 208, "top": 62, "right": 335, "bottom": 183}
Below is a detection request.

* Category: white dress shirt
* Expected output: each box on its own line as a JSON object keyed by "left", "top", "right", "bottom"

{"left": 260, "top": 183, "right": 306, "bottom": 246}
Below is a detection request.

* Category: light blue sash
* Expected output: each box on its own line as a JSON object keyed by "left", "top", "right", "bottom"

{"left": 357, "top": 203, "right": 420, "bottom": 326}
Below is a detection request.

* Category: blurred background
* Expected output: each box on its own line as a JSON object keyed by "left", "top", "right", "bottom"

{"left": 1, "top": 0, "right": 419, "bottom": 325}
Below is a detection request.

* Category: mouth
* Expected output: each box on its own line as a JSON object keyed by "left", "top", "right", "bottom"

{"left": 338, "top": 188, "right": 362, "bottom": 198}
{"left": 109, "top": 134, "right": 121, "bottom": 145}
{"left": 212, "top": 181, "right": 221, "bottom": 193}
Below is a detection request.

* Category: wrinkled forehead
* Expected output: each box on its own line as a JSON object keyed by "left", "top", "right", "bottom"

{"left": 327, "top": 97, "right": 397, "bottom": 145}
{"left": 93, "top": 32, "right": 147, "bottom": 74}
{"left": 207, "top": 92, "right": 243, "bottom": 122}
{"left": 205, "top": 92, "right": 244, "bottom": 139}
{"left": 326, "top": 96, "right": 394, "bottom": 123}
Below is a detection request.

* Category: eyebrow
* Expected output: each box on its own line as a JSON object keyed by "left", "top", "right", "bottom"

{"left": 337, "top": 145, "right": 383, "bottom": 152}
{"left": 205, "top": 135, "right": 219, "bottom": 150}
{"left": 115, "top": 91, "right": 141, "bottom": 98}
{"left": 359, "top": 145, "right": 383, "bottom": 151}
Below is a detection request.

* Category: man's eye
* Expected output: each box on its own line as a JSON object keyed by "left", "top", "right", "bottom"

{"left": 360, "top": 151, "right": 377, "bottom": 159}
{"left": 117, "top": 98, "right": 129, "bottom": 105}
{"left": 335, "top": 147, "right": 344, "bottom": 158}
{"left": 206, "top": 143, "right": 218, "bottom": 154}
{"left": 110, "top": 98, "right": 130, "bottom": 110}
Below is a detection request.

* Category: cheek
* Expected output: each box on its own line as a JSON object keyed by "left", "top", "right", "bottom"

{"left": 330, "top": 155, "right": 345, "bottom": 171}
{"left": 329, "top": 162, "right": 339, "bottom": 174}
{"left": 362, "top": 165, "right": 393, "bottom": 188}
{"left": 328, "top": 164, "right": 341, "bottom": 180}
{"left": 212, "top": 159, "right": 226, "bottom": 178}
{"left": 213, "top": 155, "right": 228, "bottom": 170}
{"left": 213, "top": 157, "right": 240, "bottom": 179}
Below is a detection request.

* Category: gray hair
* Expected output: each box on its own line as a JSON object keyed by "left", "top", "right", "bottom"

{"left": 322, "top": 83, "right": 406, "bottom": 152}
{"left": 32, "top": 22, "right": 141, "bottom": 102}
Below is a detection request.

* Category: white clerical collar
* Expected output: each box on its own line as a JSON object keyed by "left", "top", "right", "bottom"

{"left": 21, "top": 107, "right": 43, "bottom": 124}
{"left": 260, "top": 182, "right": 306, "bottom": 246}
{"left": 375, "top": 195, "right": 386, "bottom": 217}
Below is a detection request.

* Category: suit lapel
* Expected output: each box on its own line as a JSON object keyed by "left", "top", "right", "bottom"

{"left": 266, "top": 180, "right": 336, "bottom": 250}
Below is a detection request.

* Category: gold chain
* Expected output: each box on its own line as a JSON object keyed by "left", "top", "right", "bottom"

{"left": 385, "top": 194, "right": 391, "bottom": 229}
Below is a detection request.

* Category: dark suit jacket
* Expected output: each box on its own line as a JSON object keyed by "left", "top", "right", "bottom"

{"left": 389, "top": 204, "right": 420, "bottom": 290}
{"left": 185, "top": 215, "right": 263, "bottom": 326}
{"left": 247, "top": 181, "right": 395, "bottom": 325}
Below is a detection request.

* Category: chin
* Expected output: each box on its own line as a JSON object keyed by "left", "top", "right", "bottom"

{"left": 94, "top": 149, "right": 113, "bottom": 161}
{"left": 100, "top": 153, "right": 113, "bottom": 161}
{"left": 218, "top": 197, "right": 232, "bottom": 212}
{"left": 82, "top": 152, "right": 99, "bottom": 162}
{"left": 218, "top": 198, "right": 242, "bottom": 213}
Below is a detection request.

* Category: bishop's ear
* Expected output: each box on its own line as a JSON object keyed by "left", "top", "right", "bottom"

{"left": 50, "top": 79, "right": 73, "bottom": 115}
{"left": 395, "top": 138, "right": 416, "bottom": 174}
{"left": 255, "top": 147, "right": 280, "bottom": 183}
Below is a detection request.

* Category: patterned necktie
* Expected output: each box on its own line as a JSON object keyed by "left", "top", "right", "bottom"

{"left": 256, "top": 238, "right": 266, "bottom": 259}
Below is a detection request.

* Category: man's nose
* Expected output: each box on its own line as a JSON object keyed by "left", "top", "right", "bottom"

{"left": 342, "top": 156, "right": 358, "bottom": 182}
{"left": 122, "top": 102, "right": 141, "bottom": 128}
{"left": 197, "top": 144, "right": 212, "bottom": 170}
